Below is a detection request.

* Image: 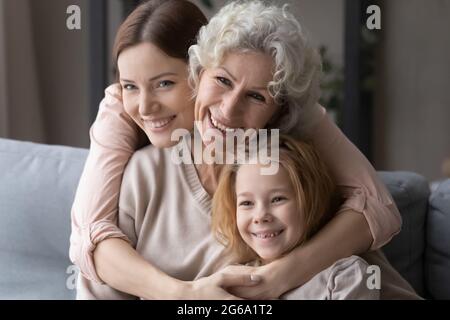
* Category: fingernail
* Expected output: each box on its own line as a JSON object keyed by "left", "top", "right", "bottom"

{"left": 250, "top": 274, "right": 261, "bottom": 282}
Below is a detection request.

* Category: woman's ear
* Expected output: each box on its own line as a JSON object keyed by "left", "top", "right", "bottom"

{"left": 198, "top": 68, "right": 206, "bottom": 80}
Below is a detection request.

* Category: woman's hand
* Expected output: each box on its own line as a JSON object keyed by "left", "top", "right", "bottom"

{"left": 222, "top": 264, "right": 288, "bottom": 300}
{"left": 184, "top": 266, "right": 262, "bottom": 300}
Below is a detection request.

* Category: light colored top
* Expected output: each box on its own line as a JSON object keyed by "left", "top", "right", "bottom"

{"left": 76, "top": 141, "right": 236, "bottom": 299}
{"left": 70, "top": 83, "right": 402, "bottom": 283}
{"left": 76, "top": 142, "right": 418, "bottom": 300}
{"left": 281, "top": 256, "right": 379, "bottom": 300}
{"left": 281, "top": 251, "right": 421, "bottom": 300}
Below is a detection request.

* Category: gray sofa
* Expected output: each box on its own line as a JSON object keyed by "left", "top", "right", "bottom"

{"left": 0, "top": 138, "right": 449, "bottom": 300}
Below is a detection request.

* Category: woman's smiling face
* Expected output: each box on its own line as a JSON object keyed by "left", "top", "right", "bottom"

{"left": 118, "top": 42, "right": 195, "bottom": 147}
{"left": 194, "top": 51, "right": 279, "bottom": 145}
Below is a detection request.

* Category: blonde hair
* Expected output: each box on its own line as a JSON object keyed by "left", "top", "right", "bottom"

{"left": 188, "top": 0, "right": 322, "bottom": 134}
{"left": 211, "top": 135, "right": 338, "bottom": 262}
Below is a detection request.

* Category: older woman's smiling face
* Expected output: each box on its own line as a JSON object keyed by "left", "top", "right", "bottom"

{"left": 194, "top": 51, "right": 279, "bottom": 144}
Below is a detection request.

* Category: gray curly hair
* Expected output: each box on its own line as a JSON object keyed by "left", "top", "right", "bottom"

{"left": 188, "top": 0, "right": 322, "bottom": 134}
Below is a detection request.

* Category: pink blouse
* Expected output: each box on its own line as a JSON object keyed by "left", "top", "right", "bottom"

{"left": 69, "top": 84, "right": 402, "bottom": 283}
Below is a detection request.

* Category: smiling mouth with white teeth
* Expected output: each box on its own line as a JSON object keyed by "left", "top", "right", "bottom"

{"left": 144, "top": 115, "right": 176, "bottom": 129}
{"left": 209, "top": 112, "right": 239, "bottom": 133}
{"left": 252, "top": 229, "right": 284, "bottom": 239}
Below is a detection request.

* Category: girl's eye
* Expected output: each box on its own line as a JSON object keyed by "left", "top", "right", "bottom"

{"left": 239, "top": 200, "right": 253, "bottom": 207}
{"left": 122, "top": 84, "right": 137, "bottom": 91}
{"left": 272, "top": 196, "right": 286, "bottom": 203}
{"left": 157, "top": 80, "right": 175, "bottom": 88}
{"left": 216, "top": 77, "right": 232, "bottom": 87}
{"left": 248, "top": 92, "right": 266, "bottom": 102}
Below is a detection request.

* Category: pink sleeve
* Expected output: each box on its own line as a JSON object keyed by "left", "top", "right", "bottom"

{"left": 304, "top": 105, "right": 402, "bottom": 250}
{"left": 69, "top": 84, "right": 146, "bottom": 283}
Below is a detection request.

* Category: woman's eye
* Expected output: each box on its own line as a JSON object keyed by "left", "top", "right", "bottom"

{"left": 248, "top": 92, "right": 266, "bottom": 102}
{"left": 216, "top": 77, "right": 232, "bottom": 87}
{"left": 272, "top": 196, "right": 286, "bottom": 203}
{"left": 239, "top": 200, "right": 253, "bottom": 207}
{"left": 157, "top": 80, "right": 175, "bottom": 88}
{"left": 122, "top": 84, "right": 137, "bottom": 91}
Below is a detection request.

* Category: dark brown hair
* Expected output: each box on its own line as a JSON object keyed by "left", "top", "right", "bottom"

{"left": 112, "top": 0, "right": 207, "bottom": 79}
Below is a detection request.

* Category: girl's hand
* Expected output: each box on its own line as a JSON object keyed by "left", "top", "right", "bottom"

{"left": 184, "top": 267, "right": 261, "bottom": 300}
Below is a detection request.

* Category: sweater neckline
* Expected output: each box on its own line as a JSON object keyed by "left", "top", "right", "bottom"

{"left": 176, "top": 137, "right": 212, "bottom": 215}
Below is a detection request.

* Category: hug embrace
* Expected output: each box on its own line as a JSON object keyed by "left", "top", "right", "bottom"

{"left": 70, "top": 0, "right": 421, "bottom": 300}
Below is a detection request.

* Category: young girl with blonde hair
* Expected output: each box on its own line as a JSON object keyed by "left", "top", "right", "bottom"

{"left": 212, "top": 135, "right": 380, "bottom": 299}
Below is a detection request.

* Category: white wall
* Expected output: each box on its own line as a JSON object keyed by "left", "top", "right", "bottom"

{"left": 375, "top": 0, "right": 450, "bottom": 181}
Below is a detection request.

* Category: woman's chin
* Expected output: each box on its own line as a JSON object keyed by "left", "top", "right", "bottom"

{"left": 146, "top": 133, "right": 175, "bottom": 148}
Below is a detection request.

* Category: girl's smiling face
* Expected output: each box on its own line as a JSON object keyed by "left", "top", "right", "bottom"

{"left": 118, "top": 42, "right": 195, "bottom": 147}
{"left": 235, "top": 163, "right": 304, "bottom": 263}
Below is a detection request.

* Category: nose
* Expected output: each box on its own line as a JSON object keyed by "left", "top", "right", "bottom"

{"left": 139, "top": 90, "right": 160, "bottom": 116}
{"left": 253, "top": 207, "right": 273, "bottom": 224}
{"left": 220, "top": 90, "right": 242, "bottom": 120}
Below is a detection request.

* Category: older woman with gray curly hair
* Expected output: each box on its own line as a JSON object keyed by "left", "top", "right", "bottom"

{"left": 77, "top": 0, "right": 419, "bottom": 299}
{"left": 189, "top": 1, "right": 322, "bottom": 137}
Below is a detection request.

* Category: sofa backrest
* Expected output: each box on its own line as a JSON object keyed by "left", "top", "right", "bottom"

{"left": 426, "top": 179, "right": 450, "bottom": 299}
{"left": 0, "top": 138, "right": 87, "bottom": 299}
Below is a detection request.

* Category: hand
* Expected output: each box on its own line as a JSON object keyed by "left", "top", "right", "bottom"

{"left": 224, "top": 262, "right": 289, "bottom": 300}
{"left": 184, "top": 267, "right": 262, "bottom": 300}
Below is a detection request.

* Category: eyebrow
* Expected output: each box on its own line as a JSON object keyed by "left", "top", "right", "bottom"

{"left": 120, "top": 72, "right": 178, "bottom": 83}
{"left": 237, "top": 188, "right": 289, "bottom": 198}
{"left": 218, "top": 67, "right": 269, "bottom": 91}
{"left": 237, "top": 192, "right": 254, "bottom": 198}
{"left": 268, "top": 188, "right": 290, "bottom": 194}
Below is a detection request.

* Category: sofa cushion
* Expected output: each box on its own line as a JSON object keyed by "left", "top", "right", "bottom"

{"left": 0, "top": 138, "right": 87, "bottom": 299}
{"left": 426, "top": 179, "right": 450, "bottom": 299}
{"left": 378, "top": 171, "right": 429, "bottom": 297}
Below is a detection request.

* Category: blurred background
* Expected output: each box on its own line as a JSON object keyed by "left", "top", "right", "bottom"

{"left": 0, "top": 0, "right": 449, "bottom": 182}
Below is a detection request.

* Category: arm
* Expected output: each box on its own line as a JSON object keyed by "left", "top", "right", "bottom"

{"left": 305, "top": 105, "right": 402, "bottom": 249}
{"left": 69, "top": 84, "right": 148, "bottom": 283}
{"left": 93, "top": 238, "right": 183, "bottom": 299}
{"left": 272, "top": 210, "right": 374, "bottom": 298}
{"left": 93, "top": 238, "right": 257, "bottom": 299}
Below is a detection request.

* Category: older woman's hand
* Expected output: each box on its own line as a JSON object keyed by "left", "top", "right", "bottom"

{"left": 223, "top": 263, "right": 291, "bottom": 300}
{"left": 185, "top": 267, "right": 262, "bottom": 300}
